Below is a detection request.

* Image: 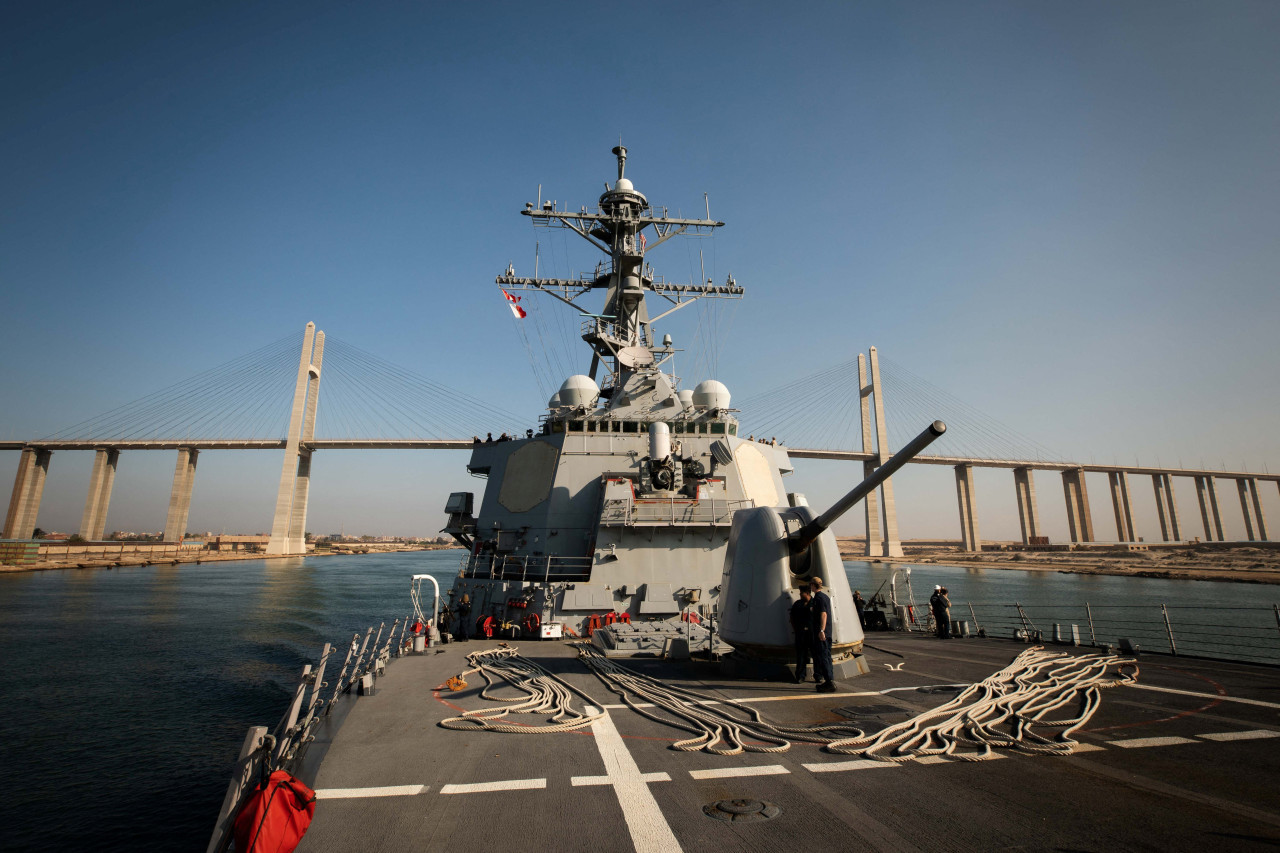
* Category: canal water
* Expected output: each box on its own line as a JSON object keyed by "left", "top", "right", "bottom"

{"left": 0, "top": 551, "right": 1275, "bottom": 851}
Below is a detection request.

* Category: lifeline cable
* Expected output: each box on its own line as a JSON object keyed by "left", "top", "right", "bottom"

{"left": 576, "top": 643, "right": 865, "bottom": 755}
{"left": 824, "top": 646, "right": 1138, "bottom": 762}
{"left": 438, "top": 646, "right": 605, "bottom": 735}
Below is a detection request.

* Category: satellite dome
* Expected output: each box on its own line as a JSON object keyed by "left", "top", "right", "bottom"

{"left": 614, "top": 178, "right": 634, "bottom": 193}
{"left": 677, "top": 389, "right": 694, "bottom": 410}
{"left": 547, "top": 391, "right": 563, "bottom": 409}
{"left": 692, "top": 380, "right": 730, "bottom": 410}
{"left": 558, "top": 375, "right": 600, "bottom": 408}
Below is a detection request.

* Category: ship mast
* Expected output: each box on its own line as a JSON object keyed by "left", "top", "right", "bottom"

{"left": 496, "top": 146, "right": 743, "bottom": 397}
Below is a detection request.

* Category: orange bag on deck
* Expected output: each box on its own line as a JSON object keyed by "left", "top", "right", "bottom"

{"left": 233, "top": 770, "right": 316, "bottom": 853}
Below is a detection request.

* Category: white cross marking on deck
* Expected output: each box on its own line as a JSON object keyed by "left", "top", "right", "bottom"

{"left": 439, "top": 778, "right": 546, "bottom": 794}
{"left": 689, "top": 765, "right": 790, "bottom": 780}
{"left": 1108, "top": 736, "right": 1196, "bottom": 749}
{"left": 584, "top": 706, "right": 683, "bottom": 853}
{"left": 315, "top": 784, "right": 427, "bottom": 799}
{"left": 1198, "top": 730, "right": 1280, "bottom": 742}
{"left": 572, "top": 772, "right": 671, "bottom": 787}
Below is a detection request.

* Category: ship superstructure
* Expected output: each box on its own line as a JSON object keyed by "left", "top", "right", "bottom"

{"left": 443, "top": 147, "right": 792, "bottom": 634}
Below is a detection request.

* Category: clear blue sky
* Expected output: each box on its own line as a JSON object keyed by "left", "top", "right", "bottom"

{"left": 3, "top": 1, "right": 1278, "bottom": 542}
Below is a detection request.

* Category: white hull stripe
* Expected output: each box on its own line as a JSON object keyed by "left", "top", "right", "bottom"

{"left": 439, "top": 778, "right": 546, "bottom": 794}
{"left": 315, "top": 784, "right": 427, "bottom": 799}
{"left": 689, "top": 765, "right": 790, "bottom": 779}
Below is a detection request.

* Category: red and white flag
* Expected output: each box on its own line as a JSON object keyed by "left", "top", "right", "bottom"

{"left": 501, "top": 287, "right": 526, "bottom": 319}
{"left": 639, "top": 232, "right": 646, "bottom": 251}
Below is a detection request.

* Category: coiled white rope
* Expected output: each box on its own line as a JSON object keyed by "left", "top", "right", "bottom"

{"left": 438, "top": 646, "right": 605, "bottom": 734}
{"left": 577, "top": 643, "right": 865, "bottom": 755}
{"left": 825, "top": 646, "right": 1138, "bottom": 762}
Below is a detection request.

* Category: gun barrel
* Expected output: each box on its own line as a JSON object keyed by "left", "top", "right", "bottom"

{"left": 790, "top": 420, "right": 946, "bottom": 553}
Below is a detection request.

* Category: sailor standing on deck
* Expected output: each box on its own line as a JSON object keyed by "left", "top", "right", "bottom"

{"left": 789, "top": 587, "right": 813, "bottom": 683}
{"left": 809, "top": 578, "right": 836, "bottom": 693}
{"left": 930, "top": 586, "right": 951, "bottom": 639}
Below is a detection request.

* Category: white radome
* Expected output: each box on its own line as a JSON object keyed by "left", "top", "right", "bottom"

{"left": 614, "top": 178, "right": 634, "bottom": 193}
{"left": 558, "top": 375, "right": 600, "bottom": 408}
{"left": 692, "top": 380, "right": 730, "bottom": 410}
{"left": 546, "top": 391, "right": 562, "bottom": 409}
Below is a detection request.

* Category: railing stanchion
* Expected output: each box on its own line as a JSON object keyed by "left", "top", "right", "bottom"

{"left": 1086, "top": 602, "right": 1096, "bottom": 645}
{"left": 1162, "top": 603, "right": 1177, "bottom": 655}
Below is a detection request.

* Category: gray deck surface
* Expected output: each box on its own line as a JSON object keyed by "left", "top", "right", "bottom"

{"left": 294, "top": 634, "right": 1280, "bottom": 852}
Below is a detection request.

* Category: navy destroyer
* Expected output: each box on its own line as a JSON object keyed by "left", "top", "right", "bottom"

{"left": 207, "top": 150, "right": 1280, "bottom": 853}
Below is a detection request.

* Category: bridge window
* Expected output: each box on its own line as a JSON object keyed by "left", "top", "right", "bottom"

{"left": 610, "top": 422, "right": 622, "bottom": 433}
{"left": 551, "top": 421, "right": 565, "bottom": 434}
{"left": 586, "top": 422, "right": 597, "bottom": 433}
{"left": 673, "top": 423, "right": 685, "bottom": 434}
{"left": 568, "top": 421, "right": 584, "bottom": 432}
{"left": 728, "top": 424, "right": 737, "bottom": 436}
{"left": 623, "top": 421, "right": 639, "bottom": 434}
{"left": 711, "top": 423, "right": 726, "bottom": 435}
{"left": 698, "top": 423, "right": 709, "bottom": 434}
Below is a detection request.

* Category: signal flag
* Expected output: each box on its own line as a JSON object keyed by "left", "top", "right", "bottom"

{"left": 501, "top": 287, "right": 526, "bottom": 319}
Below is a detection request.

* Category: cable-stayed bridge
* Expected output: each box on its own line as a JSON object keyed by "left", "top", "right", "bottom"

{"left": 2, "top": 323, "right": 1275, "bottom": 556}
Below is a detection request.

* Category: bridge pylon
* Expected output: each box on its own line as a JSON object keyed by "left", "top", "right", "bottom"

{"left": 266, "top": 323, "right": 324, "bottom": 555}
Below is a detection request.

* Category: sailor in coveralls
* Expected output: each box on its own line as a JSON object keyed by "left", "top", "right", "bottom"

{"left": 789, "top": 587, "right": 813, "bottom": 683}
{"left": 809, "top": 577, "right": 836, "bottom": 693}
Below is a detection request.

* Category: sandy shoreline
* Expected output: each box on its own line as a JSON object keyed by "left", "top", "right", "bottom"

{"left": 837, "top": 538, "right": 1280, "bottom": 585}
{"left": 0, "top": 544, "right": 464, "bottom": 574}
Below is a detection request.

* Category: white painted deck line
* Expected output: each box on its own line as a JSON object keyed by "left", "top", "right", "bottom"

{"left": 1107, "top": 736, "right": 1196, "bottom": 749}
{"left": 314, "top": 784, "right": 426, "bottom": 799}
{"left": 689, "top": 764, "right": 790, "bottom": 780}
{"left": 571, "top": 772, "right": 671, "bottom": 787}
{"left": 1128, "top": 683, "right": 1280, "bottom": 710}
{"left": 599, "top": 683, "right": 969, "bottom": 711}
{"left": 439, "top": 778, "right": 546, "bottom": 794}
{"left": 804, "top": 759, "right": 901, "bottom": 772}
{"left": 1198, "top": 730, "right": 1280, "bottom": 742}
{"left": 585, "top": 706, "right": 683, "bottom": 853}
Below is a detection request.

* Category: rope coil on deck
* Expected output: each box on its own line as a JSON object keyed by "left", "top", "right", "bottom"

{"left": 824, "top": 646, "right": 1138, "bottom": 762}
{"left": 438, "top": 646, "right": 605, "bottom": 734}
{"left": 576, "top": 643, "right": 866, "bottom": 755}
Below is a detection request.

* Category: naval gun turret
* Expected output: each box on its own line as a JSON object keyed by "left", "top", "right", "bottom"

{"left": 718, "top": 421, "right": 947, "bottom": 678}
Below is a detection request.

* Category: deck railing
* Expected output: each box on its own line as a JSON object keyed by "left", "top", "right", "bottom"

{"left": 951, "top": 602, "right": 1280, "bottom": 666}
{"left": 460, "top": 552, "right": 594, "bottom": 583}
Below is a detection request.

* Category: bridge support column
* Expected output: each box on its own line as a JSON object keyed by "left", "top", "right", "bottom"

{"left": 79, "top": 449, "right": 119, "bottom": 541}
{"left": 857, "top": 354, "right": 882, "bottom": 558}
{"left": 268, "top": 323, "right": 322, "bottom": 556}
{"left": 1061, "top": 469, "right": 1094, "bottom": 543}
{"left": 1195, "top": 476, "right": 1225, "bottom": 541}
{"left": 3, "top": 448, "right": 51, "bottom": 540}
{"left": 866, "top": 347, "right": 903, "bottom": 558}
{"left": 285, "top": 332, "right": 324, "bottom": 553}
{"left": 163, "top": 448, "right": 199, "bottom": 542}
{"left": 1013, "top": 467, "right": 1041, "bottom": 544}
{"left": 954, "top": 464, "right": 980, "bottom": 552}
{"left": 1236, "top": 478, "right": 1268, "bottom": 541}
{"left": 1107, "top": 472, "right": 1136, "bottom": 542}
{"left": 1152, "top": 474, "right": 1182, "bottom": 542}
